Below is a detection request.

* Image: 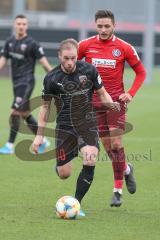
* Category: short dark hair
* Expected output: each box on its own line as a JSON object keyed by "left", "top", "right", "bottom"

{"left": 95, "top": 10, "right": 115, "bottom": 24}
{"left": 15, "top": 14, "right": 27, "bottom": 20}
{"left": 59, "top": 38, "right": 78, "bottom": 53}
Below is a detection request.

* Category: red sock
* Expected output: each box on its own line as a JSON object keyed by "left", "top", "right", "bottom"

{"left": 108, "top": 148, "right": 126, "bottom": 189}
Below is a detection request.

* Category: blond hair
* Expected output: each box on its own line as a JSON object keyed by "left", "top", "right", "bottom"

{"left": 59, "top": 38, "right": 78, "bottom": 53}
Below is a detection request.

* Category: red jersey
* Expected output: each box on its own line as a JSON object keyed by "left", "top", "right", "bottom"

{"left": 78, "top": 35, "right": 141, "bottom": 101}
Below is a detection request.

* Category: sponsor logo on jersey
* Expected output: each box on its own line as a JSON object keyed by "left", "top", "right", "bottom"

{"left": 20, "top": 44, "right": 27, "bottom": 52}
{"left": 79, "top": 75, "right": 87, "bottom": 84}
{"left": 112, "top": 49, "right": 121, "bottom": 57}
{"left": 57, "top": 83, "right": 63, "bottom": 87}
{"left": 9, "top": 43, "right": 12, "bottom": 47}
{"left": 92, "top": 58, "right": 116, "bottom": 68}
{"left": 9, "top": 52, "right": 24, "bottom": 59}
{"left": 88, "top": 50, "right": 99, "bottom": 53}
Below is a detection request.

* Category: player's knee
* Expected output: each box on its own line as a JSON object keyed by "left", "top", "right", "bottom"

{"left": 81, "top": 146, "right": 98, "bottom": 165}
{"left": 101, "top": 137, "right": 111, "bottom": 152}
{"left": 56, "top": 166, "right": 72, "bottom": 179}
{"left": 104, "top": 145, "right": 111, "bottom": 152}
{"left": 83, "top": 153, "right": 97, "bottom": 166}
{"left": 59, "top": 172, "right": 71, "bottom": 179}
{"left": 102, "top": 141, "right": 111, "bottom": 152}
{"left": 111, "top": 140, "right": 122, "bottom": 150}
{"left": 21, "top": 111, "right": 30, "bottom": 118}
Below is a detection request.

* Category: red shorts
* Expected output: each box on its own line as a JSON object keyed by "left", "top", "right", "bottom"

{"left": 95, "top": 102, "right": 126, "bottom": 137}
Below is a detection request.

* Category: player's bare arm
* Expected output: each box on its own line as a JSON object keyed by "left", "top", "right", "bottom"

{"left": 39, "top": 56, "right": 53, "bottom": 72}
{"left": 33, "top": 98, "right": 51, "bottom": 154}
{"left": 96, "top": 86, "right": 120, "bottom": 111}
{"left": 0, "top": 56, "right": 7, "bottom": 69}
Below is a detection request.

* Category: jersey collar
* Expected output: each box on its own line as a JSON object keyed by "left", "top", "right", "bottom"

{"left": 97, "top": 34, "right": 116, "bottom": 43}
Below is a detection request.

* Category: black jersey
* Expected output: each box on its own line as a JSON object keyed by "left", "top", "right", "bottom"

{"left": 42, "top": 60, "right": 103, "bottom": 126}
{"left": 0, "top": 35, "right": 45, "bottom": 84}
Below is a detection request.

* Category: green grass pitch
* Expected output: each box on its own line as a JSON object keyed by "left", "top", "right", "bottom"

{"left": 0, "top": 66, "right": 160, "bottom": 240}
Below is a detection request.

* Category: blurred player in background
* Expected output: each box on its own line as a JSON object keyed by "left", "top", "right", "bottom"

{"left": 32, "top": 38, "right": 120, "bottom": 216}
{"left": 0, "top": 14, "right": 52, "bottom": 154}
{"left": 78, "top": 10, "right": 146, "bottom": 206}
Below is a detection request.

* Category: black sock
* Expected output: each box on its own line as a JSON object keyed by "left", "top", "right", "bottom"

{"left": 75, "top": 165, "right": 95, "bottom": 203}
{"left": 8, "top": 115, "right": 20, "bottom": 143}
{"left": 24, "top": 114, "right": 38, "bottom": 135}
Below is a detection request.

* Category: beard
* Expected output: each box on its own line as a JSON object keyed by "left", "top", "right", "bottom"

{"left": 100, "top": 29, "right": 114, "bottom": 40}
{"left": 61, "top": 63, "right": 76, "bottom": 73}
{"left": 16, "top": 30, "right": 26, "bottom": 39}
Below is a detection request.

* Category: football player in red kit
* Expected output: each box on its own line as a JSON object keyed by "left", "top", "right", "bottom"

{"left": 78, "top": 10, "right": 146, "bottom": 207}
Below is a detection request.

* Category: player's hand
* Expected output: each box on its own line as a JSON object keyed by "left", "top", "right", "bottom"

{"left": 109, "top": 102, "right": 121, "bottom": 111}
{"left": 32, "top": 135, "right": 43, "bottom": 154}
{"left": 119, "top": 92, "right": 132, "bottom": 103}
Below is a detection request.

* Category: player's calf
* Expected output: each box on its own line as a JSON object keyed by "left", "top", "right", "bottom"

{"left": 75, "top": 165, "right": 95, "bottom": 203}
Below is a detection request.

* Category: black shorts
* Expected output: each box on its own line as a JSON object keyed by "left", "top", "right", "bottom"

{"left": 11, "top": 83, "right": 34, "bottom": 111}
{"left": 56, "top": 124, "right": 99, "bottom": 166}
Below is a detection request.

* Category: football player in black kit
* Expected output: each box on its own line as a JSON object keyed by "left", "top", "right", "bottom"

{"left": 0, "top": 14, "right": 52, "bottom": 154}
{"left": 32, "top": 38, "right": 120, "bottom": 216}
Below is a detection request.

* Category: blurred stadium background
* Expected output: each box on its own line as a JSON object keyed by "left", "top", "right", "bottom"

{"left": 0, "top": 1, "right": 160, "bottom": 240}
{"left": 0, "top": 0, "right": 160, "bottom": 82}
